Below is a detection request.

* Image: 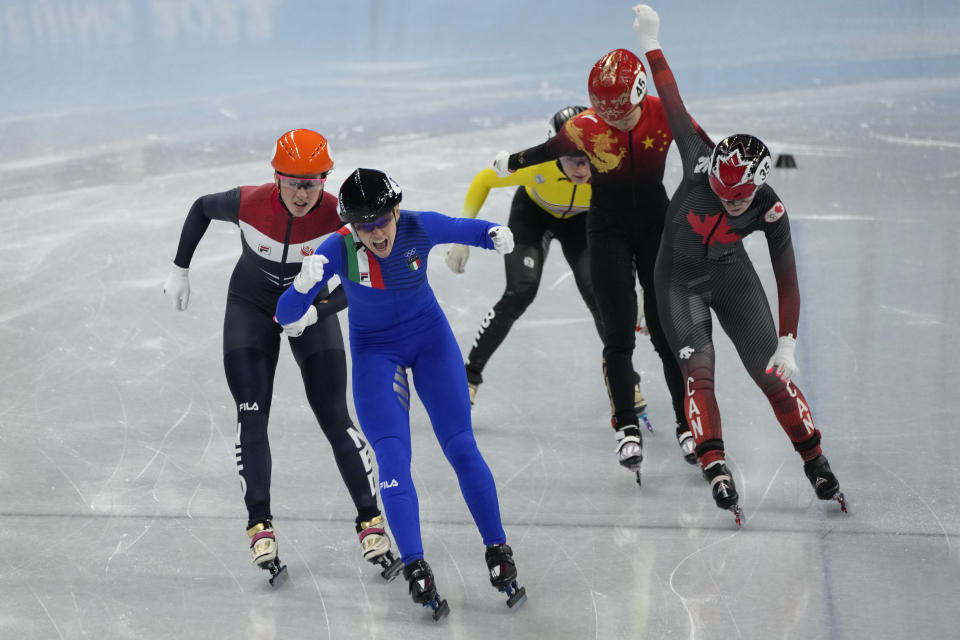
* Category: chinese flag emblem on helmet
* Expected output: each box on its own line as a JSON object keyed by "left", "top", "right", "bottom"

{"left": 588, "top": 49, "right": 647, "bottom": 123}
{"left": 271, "top": 129, "right": 334, "bottom": 176}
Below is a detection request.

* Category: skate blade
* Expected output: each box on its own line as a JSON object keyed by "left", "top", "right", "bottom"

{"left": 729, "top": 505, "right": 743, "bottom": 527}
{"left": 377, "top": 553, "right": 403, "bottom": 582}
{"left": 638, "top": 412, "right": 654, "bottom": 432}
{"left": 836, "top": 492, "right": 848, "bottom": 513}
{"left": 504, "top": 582, "right": 528, "bottom": 609}
{"left": 427, "top": 597, "right": 450, "bottom": 621}
{"left": 265, "top": 560, "right": 289, "bottom": 587}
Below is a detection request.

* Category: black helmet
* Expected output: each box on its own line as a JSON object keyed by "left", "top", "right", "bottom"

{"left": 338, "top": 168, "right": 402, "bottom": 224}
{"left": 549, "top": 105, "right": 588, "bottom": 137}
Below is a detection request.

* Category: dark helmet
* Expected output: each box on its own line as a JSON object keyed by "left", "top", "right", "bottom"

{"left": 338, "top": 168, "right": 402, "bottom": 224}
{"left": 708, "top": 134, "right": 772, "bottom": 201}
{"left": 549, "top": 105, "right": 588, "bottom": 137}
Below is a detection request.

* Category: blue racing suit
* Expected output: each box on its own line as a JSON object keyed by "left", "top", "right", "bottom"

{"left": 276, "top": 209, "right": 507, "bottom": 563}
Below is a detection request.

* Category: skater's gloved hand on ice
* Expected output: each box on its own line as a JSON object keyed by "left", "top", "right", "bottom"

{"left": 445, "top": 244, "right": 470, "bottom": 273}
{"left": 489, "top": 226, "right": 515, "bottom": 255}
{"left": 293, "top": 254, "right": 329, "bottom": 293}
{"left": 162, "top": 261, "right": 190, "bottom": 311}
{"left": 765, "top": 334, "right": 798, "bottom": 382}
{"left": 492, "top": 151, "right": 513, "bottom": 178}
{"left": 278, "top": 305, "right": 318, "bottom": 338}
{"left": 632, "top": 4, "right": 661, "bottom": 53}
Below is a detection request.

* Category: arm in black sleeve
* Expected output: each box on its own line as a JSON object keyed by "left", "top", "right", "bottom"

{"left": 312, "top": 284, "right": 348, "bottom": 321}
{"left": 645, "top": 49, "right": 715, "bottom": 170}
{"left": 171, "top": 188, "right": 242, "bottom": 268}
{"left": 507, "top": 135, "right": 578, "bottom": 171}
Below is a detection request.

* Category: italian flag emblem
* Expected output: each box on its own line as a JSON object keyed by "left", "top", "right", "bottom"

{"left": 337, "top": 227, "right": 384, "bottom": 289}
{"left": 406, "top": 254, "right": 422, "bottom": 271}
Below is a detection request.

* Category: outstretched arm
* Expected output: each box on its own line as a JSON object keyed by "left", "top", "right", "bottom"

{"left": 163, "top": 189, "right": 241, "bottom": 311}
{"left": 447, "top": 167, "right": 527, "bottom": 273}
{"left": 492, "top": 131, "right": 579, "bottom": 177}
{"left": 633, "top": 6, "right": 714, "bottom": 162}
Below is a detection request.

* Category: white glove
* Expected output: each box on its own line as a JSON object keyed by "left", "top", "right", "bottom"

{"left": 293, "top": 254, "right": 329, "bottom": 293}
{"left": 280, "top": 305, "right": 318, "bottom": 338}
{"left": 632, "top": 4, "right": 661, "bottom": 53}
{"left": 492, "top": 150, "right": 512, "bottom": 178}
{"left": 162, "top": 262, "right": 191, "bottom": 311}
{"left": 635, "top": 287, "right": 649, "bottom": 336}
{"left": 445, "top": 244, "right": 470, "bottom": 274}
{"left": 765, "top": 335, "right": 799, "bottom": 382}
{"left": 489, "top": 226, "right": 515, "bottom": 255}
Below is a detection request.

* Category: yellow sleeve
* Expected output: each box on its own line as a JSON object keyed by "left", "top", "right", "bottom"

{"left": 460, "top": 167, "right": 534, "bottom": 218}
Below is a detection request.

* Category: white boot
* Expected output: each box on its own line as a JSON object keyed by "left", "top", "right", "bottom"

{"left": 357, "top": 514, "right": 392, "bottom": 562}
{"left": 247, "top": 521, "right": 278, "bottom": 567}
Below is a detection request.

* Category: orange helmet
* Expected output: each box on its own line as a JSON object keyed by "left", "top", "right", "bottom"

{"left": 271, "top": 129, "right": 334, "bottom": 176}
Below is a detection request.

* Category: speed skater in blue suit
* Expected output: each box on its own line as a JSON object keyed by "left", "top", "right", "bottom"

{"left": 276, "top": 168, "right": 527, "bottom": 618}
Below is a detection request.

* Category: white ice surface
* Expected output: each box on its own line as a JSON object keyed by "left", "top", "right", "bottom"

{"left": 2, "top": 2, "right": 959, "bottom": 639}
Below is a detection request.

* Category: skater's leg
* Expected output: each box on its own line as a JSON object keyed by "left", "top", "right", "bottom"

{"left": 222, "top": 299, "right": 283, "bottom": 529}
{"left": 712, "top": 262, "right": 823, "bottom": 460}
{"left": 413, "top": 326, "right": 506, "bottom": 546}
{"left": 636, "top": 246, "right": 686, "bottom": 428}
{"left": 465, "top": 189, "right": 548, "bottom": 400}
{"left": 290, "top": 326, "right": 379, "bottom": 523}
{"left": 653, "top": 256, "right": 721, "bottom": 467}
{"left": 589, "top": 211, "right": 639, "bottom": 428}
{"left": 557, "top": 213, "right": 604, "bottom": 338}
{"left": 351, "top": 351, "right": 424, "bottom": 564}
{"left": 224, "top": 347, "right": 278, "bottom": 526}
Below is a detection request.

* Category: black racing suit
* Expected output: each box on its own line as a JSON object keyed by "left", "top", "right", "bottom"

{"left": 507, "top": 100, "right": 699, "bottom": 431}
{"left": 645, "top": 49, "right": 823, "bottom": 468}
{"left": 171, "top": 183, "right": 380, "bottom": 528}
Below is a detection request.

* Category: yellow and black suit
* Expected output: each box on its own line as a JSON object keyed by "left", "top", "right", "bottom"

{"left": 456, "top": 163, "right": 597, "bottom": 386}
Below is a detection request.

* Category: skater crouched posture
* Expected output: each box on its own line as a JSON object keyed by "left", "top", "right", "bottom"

{"left": 276, "top": 168, "right": 527, "bottom": 618}
{"left": 633, "top": 5, "right": 846, "bottom": 522}
{"left": 162, "top": 130, "right": 398, "bottom": 583}
{"left": 446, "top": 106, "right": 651, "bottom": 426}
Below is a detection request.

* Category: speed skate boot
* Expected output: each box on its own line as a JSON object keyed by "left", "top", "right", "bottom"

{"left": 614, "top": 419, "right": 644, "bottom": 487}
{"left": 803, "top": 454, "right": 847, "bottom": 512}
{"left": 675, "top": 423, "right": 698, "bottom": 465}
{"left": 247, "top": 520, "right": 288, "bottom": 586}
{"left": 485, "top": 543, "right": 527, "bottom": 609}
{"left": 468, "top": 382, "right": 479, "bottom": 406}
{"left": 632, "top": 372, "right": 653, "bottom": 432}
{"left": 466, "top": 366, "right": 482, "bottom": 407}
{"left": 702, "top": 461, "right": 743, "bottom": 526}
{"left": 403, "top": 559, "right": 449, "bottom": 621}
{"left": 356, "top": 514, "right": 402, "bottom": 581}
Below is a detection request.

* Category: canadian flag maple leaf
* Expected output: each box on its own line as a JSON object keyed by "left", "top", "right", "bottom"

{"left": 686, "top": 211, "right": 740, "bottom": 245}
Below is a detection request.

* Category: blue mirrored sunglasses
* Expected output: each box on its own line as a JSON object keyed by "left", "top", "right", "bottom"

{"left": 356, "top": 214, "right": 394, "bottom": 233}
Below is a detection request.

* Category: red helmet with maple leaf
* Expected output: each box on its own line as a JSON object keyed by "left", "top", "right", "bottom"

{"left": 708, "top": 134, "right": 772, "bottom": 201}
{"left": 587, "top": 49, "right": 647, "bottom": 123}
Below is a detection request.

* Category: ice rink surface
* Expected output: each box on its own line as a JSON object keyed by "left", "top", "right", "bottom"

{"left": 2, "top": 1, "right": 959, "bottom": 638}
